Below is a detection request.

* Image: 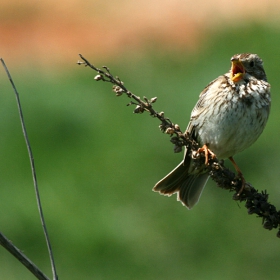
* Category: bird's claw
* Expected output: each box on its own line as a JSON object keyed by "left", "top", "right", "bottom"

{"left": 197, "top": 144, "right": 216, "bottom": 165}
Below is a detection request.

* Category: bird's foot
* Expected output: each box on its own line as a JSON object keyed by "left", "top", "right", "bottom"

{"left": 197, "top": 144, "right": 216, "bottom": 165}
{"left": 229, "top": 156, "right": 246, "bottom": 196}
{"left": 236, "top": 173, "right": 246, "bottom": 196}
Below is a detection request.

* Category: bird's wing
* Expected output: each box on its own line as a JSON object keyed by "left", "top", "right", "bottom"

{"left": 189, "top": 75, "right": 226, "bottom": 122}
{"left": 183, "top": 75, "right": 227, "bottom": 164}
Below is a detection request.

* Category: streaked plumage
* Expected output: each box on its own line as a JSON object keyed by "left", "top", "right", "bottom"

{"left": 154, "top": 53, "right": 271, "bottom": 209}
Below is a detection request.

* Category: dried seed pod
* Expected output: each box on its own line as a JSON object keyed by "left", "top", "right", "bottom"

{"left": 150, "top": 97, "right": 157, "bottom": 103}
{"left": 174, "top": 145, "right": 182, "bottom": 153}
{"left": 174, "top": 124, "right": 180, "bottom": 131}
{"left": 165, "top": 127, "right": 175, "bottom": 134}
{"left": 134, "top": 105, "right": 144, "bottom": 114}
{"left": 94, "top": 74, "right": 103, "bottom": 81}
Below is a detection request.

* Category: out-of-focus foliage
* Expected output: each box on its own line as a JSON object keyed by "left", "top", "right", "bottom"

{"left": 0, "top": 24, "right": 280, "bottom": 280}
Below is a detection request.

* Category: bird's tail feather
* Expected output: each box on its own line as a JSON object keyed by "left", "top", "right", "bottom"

{"left": 153, "top": 161, "right": 209, "bottom": 209}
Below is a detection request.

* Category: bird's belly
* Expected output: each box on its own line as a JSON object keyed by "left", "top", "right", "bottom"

{"left": 195, "top": 103, "right": 268, "bottom": 159}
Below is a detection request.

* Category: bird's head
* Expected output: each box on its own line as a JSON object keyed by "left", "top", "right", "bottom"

{"left": 230, "top": 53, "right": 267, "bottom": 82}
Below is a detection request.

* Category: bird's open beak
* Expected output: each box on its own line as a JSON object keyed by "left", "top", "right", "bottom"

{"left": 230, "top": 59, "right": 245, "bottom": 82}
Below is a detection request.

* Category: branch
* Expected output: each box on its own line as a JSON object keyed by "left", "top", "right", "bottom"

{"left": 1, "top": 58, "right": 59, "bottom": 280}
{"left": 0, "top": 232, "right": 50, "bottom": 280}
{"left": 77, "top": 54, "right": 280, "bottom": 238}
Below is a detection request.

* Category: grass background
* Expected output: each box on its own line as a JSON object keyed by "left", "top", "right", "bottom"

{"left": 1, "top": 23, "right": 280, "bottom": 279}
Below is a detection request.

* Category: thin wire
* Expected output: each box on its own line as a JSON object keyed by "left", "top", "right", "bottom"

{"left": 1, "top": 58, "right": 58, "bottom": 280}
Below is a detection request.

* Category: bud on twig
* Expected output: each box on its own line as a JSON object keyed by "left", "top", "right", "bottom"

{"left": 165, "top": 127, "right": 175, "bottom": 134}
{"left": 94, "top": 75, "right": 103, "bottom": 81}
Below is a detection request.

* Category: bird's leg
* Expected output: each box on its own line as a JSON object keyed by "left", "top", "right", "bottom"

{"left": 229, "top": 156, "right": 245, "bottom": 195}
{"left": 197, "top": 144, "right": 216, "bottom": 165}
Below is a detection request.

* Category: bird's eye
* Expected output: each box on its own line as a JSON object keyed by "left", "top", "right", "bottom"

{"left": 249, "top": 61, "right": 255, "bottom": 67}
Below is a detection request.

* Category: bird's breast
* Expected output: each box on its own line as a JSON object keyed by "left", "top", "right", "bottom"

{"left": 193, "top": 78, "right": 270, "bottom": 159}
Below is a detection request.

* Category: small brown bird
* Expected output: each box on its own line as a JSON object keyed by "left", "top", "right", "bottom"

{"left": 153, "top": 53, "right": 271, "bottom": 209}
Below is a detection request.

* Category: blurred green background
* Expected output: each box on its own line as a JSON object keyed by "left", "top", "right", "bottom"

{"left": 1, "top": 1, "right": 280, "bottom": 279}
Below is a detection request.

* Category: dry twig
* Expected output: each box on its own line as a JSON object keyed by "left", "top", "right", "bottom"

{"left": 0, "top": 232, "right": 50, "bottom": 280}
{"left": 1, "top": 58, "right": 58, "bottom": 280}
{"left": 78, "top": 53, "right": 280, "bottom": 238}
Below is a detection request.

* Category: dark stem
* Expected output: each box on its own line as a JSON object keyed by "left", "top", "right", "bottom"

{"left": 0, "top": 232, "right": 50, "bottom": 280}
{"left": 0, "top": 58, "right": 59, "bottom": 280}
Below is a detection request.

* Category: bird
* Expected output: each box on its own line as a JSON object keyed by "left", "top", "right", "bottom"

{"left": 153, "top": 53, "right": 271, "bottom": 209}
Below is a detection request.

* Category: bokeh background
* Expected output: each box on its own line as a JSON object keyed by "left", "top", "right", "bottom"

{"left": 1, "top": 1, "right": 280, "bottom": 279}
